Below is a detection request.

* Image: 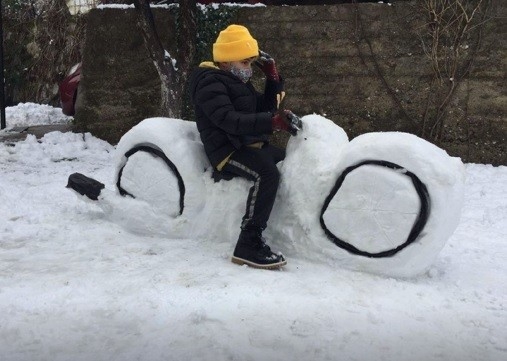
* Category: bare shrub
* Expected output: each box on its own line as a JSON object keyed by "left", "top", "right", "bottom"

{"left": 418, "top": 0, "right": 491, "bottom": 141}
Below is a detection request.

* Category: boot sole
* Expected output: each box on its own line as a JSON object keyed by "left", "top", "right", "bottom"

{"left": 231, "top": 256, "right": 287, "bottom": 270}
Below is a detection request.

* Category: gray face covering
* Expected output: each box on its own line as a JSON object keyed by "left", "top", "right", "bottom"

{"left": 230, "top": 66, "right": 253, "bottom": 83}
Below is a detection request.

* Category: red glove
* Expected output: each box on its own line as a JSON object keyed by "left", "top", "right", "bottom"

{"left": 272, "top": 112, "right": 289, "bottom": 132}
{"left": 255, "top": 50, "right": 280, "bottom": 81}
{"left": 272, "top": 110, "right": 303, "bottom": 135}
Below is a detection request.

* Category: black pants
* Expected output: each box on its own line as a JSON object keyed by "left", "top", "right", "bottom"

{"left": 220, "top": 144, "right": 285, "bottom": 232}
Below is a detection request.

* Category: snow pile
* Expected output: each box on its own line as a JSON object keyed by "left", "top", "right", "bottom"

{"left": 0, "top": 105, "right": 505, "bottom": 360}
{"left": 96, "top": 2, "right": 266, "bottom": 10}
{"left": 3, "top": 102, "right": 72, "bottom": 128}
{"left": 96, "top": 117, "right": 251, "bottom": 244}
{"left": 97, "top": 115, "right": 465, "bottom": 277}
{"left": 272, "top": 117, "right": 465, "bottom": 277}
{"left": 0, "top": 131, "right": 112, "bottom": 167}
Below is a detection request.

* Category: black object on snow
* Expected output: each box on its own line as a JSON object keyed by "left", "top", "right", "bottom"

{"left": 67, "top": 172, "right": 105, "bottom": 201}
{"left": 320, "top": 160, "right": 431, "bottom": 258}
{"left": 116, "top": 145, "right": 186, "bottom": 216}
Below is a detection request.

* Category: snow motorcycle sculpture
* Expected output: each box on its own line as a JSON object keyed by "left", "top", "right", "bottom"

{"left": 67, "top": 115, "right": 465, "bottom": 277}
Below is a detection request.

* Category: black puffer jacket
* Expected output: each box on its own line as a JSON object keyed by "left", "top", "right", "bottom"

{"left": 189, "top": 65, "right": 280, "bottom": 168}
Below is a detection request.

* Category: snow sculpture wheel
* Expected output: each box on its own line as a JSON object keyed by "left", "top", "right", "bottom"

{"left": 116, "top": 144, "right": 186, "bottom": 216}
{"left": 320, "top": 160, "right": 430, "bottom": 258}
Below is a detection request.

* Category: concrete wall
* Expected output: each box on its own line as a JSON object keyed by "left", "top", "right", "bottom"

{"left": 74, "top": 2, "right": 506, "bottom": 165}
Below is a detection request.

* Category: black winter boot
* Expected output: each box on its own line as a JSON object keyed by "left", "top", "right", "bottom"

{"left": 231, "top": 229, "right": 287, "bottom": 269}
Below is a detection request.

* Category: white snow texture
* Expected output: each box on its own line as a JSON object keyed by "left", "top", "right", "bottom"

{"left": 0, "top": 103, "right": 505, "bottom": 361}
{"left": 107, "top": 115, "right": 465, "bottom": 278}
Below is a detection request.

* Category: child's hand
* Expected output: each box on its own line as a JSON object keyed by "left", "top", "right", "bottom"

{"left": 272, "top": 110, "right": 303, "bottom": 136}
{"left": 255, "top": 50, "right": 280, "bottom": 81}
{"left": 285, "top": 111, "right": 303, "bottom": 136}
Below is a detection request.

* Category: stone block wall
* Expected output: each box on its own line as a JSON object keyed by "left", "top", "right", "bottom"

{"left": 74, "top": 8, "right": 177, "bottom": 141}
{"left": 74, "top": 1, "right": 506, "bottom": 165}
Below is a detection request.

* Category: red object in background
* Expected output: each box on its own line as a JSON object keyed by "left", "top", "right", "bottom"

{"left": 59, "top": 63, "right": 81, "bottom": 116}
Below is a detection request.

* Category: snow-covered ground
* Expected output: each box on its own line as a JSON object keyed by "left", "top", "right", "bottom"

{"left": 0, "top": 103, "right": 506, "bottom": 361}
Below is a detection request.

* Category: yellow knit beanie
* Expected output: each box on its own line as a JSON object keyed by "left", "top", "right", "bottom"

{"left": 213, "top": 25, "right": 259, "bottom": 62}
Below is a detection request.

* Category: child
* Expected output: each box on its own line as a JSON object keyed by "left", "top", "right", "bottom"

{"left": 189, "top": 24, "right": 299, "bottom": 269}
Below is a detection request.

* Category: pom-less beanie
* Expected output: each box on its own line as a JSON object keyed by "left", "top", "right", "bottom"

{"left": 213, "top": 25, "right": 259, "bottom": 62}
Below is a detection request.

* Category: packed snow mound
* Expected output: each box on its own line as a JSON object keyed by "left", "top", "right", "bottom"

{"left": 3, "top": 102, "right": 72, "bottom": 128}
{"left": 108, "top": 117, "right": 250, "bottom": 242}
{"left": 270, "top": 119, "right": 465, "bottom": 277}
{"left": 86, "top": 115, "right": 465, "bottom": 277}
